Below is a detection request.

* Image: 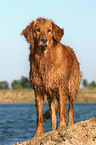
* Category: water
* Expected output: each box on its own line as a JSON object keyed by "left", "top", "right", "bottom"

{"left": 0, "top": 103, "right": 96, "bottom": 145}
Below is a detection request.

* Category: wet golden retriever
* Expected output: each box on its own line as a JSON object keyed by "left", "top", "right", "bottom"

{"left": 22, "top": 18, "right": 81, "bottom": 136}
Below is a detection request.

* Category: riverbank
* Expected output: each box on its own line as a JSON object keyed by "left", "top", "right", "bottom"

{"left": 0, "top": 88, "right": 96, "bottom": 103}
{"left": 14, "top": 117, "right": 96, "bottom": 145}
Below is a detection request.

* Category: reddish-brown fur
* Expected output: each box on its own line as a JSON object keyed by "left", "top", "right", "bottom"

{"left": 22, "top": 18, "right": 81, "bottom": 136}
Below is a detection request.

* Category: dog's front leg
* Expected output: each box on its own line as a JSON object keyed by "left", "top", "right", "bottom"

{"left": 51, "top": 98, "right": 57, "bottom": 130}
{"left": 35, "top": 92, "right": 44, "bottom": 136}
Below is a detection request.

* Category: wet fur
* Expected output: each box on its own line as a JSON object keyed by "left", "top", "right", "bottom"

{"left": 22, "top": 18, "right": 81, "bottom": 136}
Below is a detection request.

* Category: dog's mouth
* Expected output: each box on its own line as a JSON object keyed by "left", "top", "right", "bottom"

{"left": 38, "top": 42, "right": 48, "bottom": 52}
{"left": 40, "top": 41, "right": 48, "bottom": 47}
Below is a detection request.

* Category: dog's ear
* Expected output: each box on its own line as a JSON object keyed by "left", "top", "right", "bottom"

{"left": 21, "top": 21, "right": 35, "bottom": 43}
{"left": 53, "top": 22, "right": 64, "bottom": 42}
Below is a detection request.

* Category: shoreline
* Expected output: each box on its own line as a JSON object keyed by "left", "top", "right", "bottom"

{"left": 0, "top": 88, "right": 96, "bottom": 104}
{"left": 0, "top": 102, "right": 96, "bottom": 104}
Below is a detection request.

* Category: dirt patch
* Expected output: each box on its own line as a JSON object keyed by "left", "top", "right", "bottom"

{"left": 14, "top": 117, "right": 96, "bottom": 145}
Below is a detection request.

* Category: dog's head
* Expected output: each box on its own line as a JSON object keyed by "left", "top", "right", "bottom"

{"left": 22, "top": 18, "right": 64, "bottom": 49}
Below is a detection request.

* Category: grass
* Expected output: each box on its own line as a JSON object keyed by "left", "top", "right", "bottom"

{"left": 0, "top": 88, "right": 96, "bottom": 103}
{"left": 77, "top": 88, "right": 96, "bottom": 103}
{"left": 0, "top": 89, "right": 35, "bottom": 103}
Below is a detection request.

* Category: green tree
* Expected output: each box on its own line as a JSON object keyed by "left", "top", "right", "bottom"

{"left": 11, "top": 80, "right": 22, "bottom": 89}
{"left": 89, "top": 81, "right": 96, "bottom": 88}
{"left": 82, "top": 79, "right": 88, "bottom": 88}
{"left": 20, "top": 76, "right": 31, "bottom": 88}
{"left": 0, "top": 81, "right": 9, "bottom": 89}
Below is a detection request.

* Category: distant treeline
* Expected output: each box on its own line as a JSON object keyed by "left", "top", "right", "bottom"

{"left": 82, "top": 79, "right": 96, "bottom": 88}
{"left": 0, "top": 76, "right": 31, "bottom": 89}
{"left": 0, "top": 77, "right": 96, "bottom": 89}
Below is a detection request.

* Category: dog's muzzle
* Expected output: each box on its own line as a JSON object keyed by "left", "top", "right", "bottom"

{"left": 40, "top": 37, "right": 48, "bottom": 46}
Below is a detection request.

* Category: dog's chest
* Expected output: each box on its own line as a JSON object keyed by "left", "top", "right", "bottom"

{"left": 34, "top": 50, "right": 57, "bottom": 88}
{"left": 39, "top": 52, "right": 52, "bottom": 78}
{"left": 33, "top": 47, "right": 66, "bottom": 90}
{"left": 40, "top": 52, "right": 63, "bottom": 89}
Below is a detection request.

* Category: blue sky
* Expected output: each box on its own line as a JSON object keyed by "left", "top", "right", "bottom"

{"left": 0, "top": 0, "right": 96, "bottom": 86}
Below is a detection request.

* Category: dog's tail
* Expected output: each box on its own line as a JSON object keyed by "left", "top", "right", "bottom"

{"left": 43, "top": 109, "right": 51, "bottom": 121}
{"left": 43, "top": 108, "right": 60, "bottom": 121}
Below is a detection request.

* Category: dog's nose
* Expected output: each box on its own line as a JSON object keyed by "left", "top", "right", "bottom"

{"left": 41, "top": 37, "right": 47, "bottom": 43}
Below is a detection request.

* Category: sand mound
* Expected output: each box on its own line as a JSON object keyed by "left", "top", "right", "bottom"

{"left": 14, "top": 117, "right": 96, "bottom": 145}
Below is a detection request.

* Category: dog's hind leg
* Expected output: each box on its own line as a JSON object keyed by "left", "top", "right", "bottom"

{"left": 58, "top": 87, "right": 67, "bottom": 129}
{"left": 50, "top": 98, "right": 58, "bottom": 130}
{"left": 68, "top": 95, "right": 74, "bottom": 126}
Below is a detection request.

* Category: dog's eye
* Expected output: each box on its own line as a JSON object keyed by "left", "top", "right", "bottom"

{"left": 48, "top": 29, "right": 51, "bottom": 32}
{"left": 36, "top": 28, "right": 40, "bottom": 32}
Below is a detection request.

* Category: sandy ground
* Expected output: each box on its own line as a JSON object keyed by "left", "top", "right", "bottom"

{"left": 14, "top": 117, "right": 96, "bottom": 145}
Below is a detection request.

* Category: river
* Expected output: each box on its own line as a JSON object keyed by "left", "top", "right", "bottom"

{"left": 0, "top": 103, "right": 96, "bottom": 145}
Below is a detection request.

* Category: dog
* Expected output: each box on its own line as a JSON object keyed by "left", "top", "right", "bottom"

{"left": 22, "top": 18, "right": 81, "bottom": 136}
